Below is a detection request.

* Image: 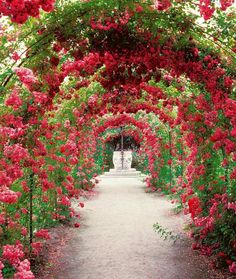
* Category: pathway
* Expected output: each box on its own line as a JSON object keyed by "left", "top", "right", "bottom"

{"left": 43, "top": 177, "right": 226, "bottom": 279}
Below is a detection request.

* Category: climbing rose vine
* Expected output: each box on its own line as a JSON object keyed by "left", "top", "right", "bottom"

{"left": 0, "top": 0, "right": 235, "bottom": 277}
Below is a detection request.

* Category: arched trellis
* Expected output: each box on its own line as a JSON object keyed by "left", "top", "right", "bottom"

{"left": 0, "top": 0, "right": 235, "bottom": 91}
{"left": 71, "top": 90, "right": 176, "bottom": 126}
{"left": 94, "top": 126, "right": 142, "bottom": 172}
{"left": 92, "top": 114, "right": 175, "bottom": 185}
{"left": 0, "top": 1, "right": 236, "bottom": 277}
{"left": 91, "top": 113, "right": 178, "bottom": 187}
{"left": 2, "top": 17, "right": 234, "bottom": 163}
{"left": 102, "top": 127, "right": 142, "bottom": 148}
{"left": 5, "top": 28, "right": 233, "bottom": 161}
{"left": 90, "top": 114, "right": 184, "bottom": 192}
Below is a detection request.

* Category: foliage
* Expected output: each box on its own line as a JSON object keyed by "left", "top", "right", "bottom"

{"left": 153, "top": 222, "right": 180, "bottom": 243}
{"left": 0, "top": 0, "right": 235, "bottom": 277}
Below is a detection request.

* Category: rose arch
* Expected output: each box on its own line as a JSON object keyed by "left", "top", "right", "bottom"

{"left": 0, "top": 0, "right": 235, "bottom": 277}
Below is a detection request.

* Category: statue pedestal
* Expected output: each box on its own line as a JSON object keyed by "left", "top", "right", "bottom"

{"left": 100, "top": 151, "right": 143, "bottom": 178}
{"left": 112, "top": 151, "right": 132, "bottom": 170}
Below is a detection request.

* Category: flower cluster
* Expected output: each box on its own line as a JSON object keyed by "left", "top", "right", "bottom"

{"left": 154, "top": 0, "right": 171, "bottom": 11}
{"left": 5, "top": 90, "right": 23, "bottom": 111}
{"left": 0, "top": 0, "right": 55, "bottom": 24}
{"left": 14, "top": 260, "right": 35, "bottom": 279}
{"left": 4, "top": 144, "right": 29, "bottom": 163}
{"left": 0, "top": 189, "right": 21, "bottom": 204}
{"left": 199, "top": 0, "right": 215, "bottom": 20}
{"left": 2, "top": 244, "right": 24, "bottom": 266}
{"left": 34, "top": 229, "right": 51, "bottom": 240}
{"left": 14, "top": 67, "right": 38, "bottom": 90}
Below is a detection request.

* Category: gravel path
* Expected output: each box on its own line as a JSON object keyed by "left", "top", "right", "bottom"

{"left": 46, "top": 177, "right": 226, "bottom": 279}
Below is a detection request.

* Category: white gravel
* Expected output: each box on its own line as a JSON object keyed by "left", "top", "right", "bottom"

{"left": 50, "top": 177, "right": 226, "bottom": 279}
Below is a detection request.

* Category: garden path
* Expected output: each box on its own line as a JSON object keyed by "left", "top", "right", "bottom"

{"left": 44, "top": 177, "right": 225, "bottom": 279}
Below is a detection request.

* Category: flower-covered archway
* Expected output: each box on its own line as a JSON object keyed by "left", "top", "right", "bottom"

{"left": 0, "top": 0, "right": 235, "bottom": 277}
